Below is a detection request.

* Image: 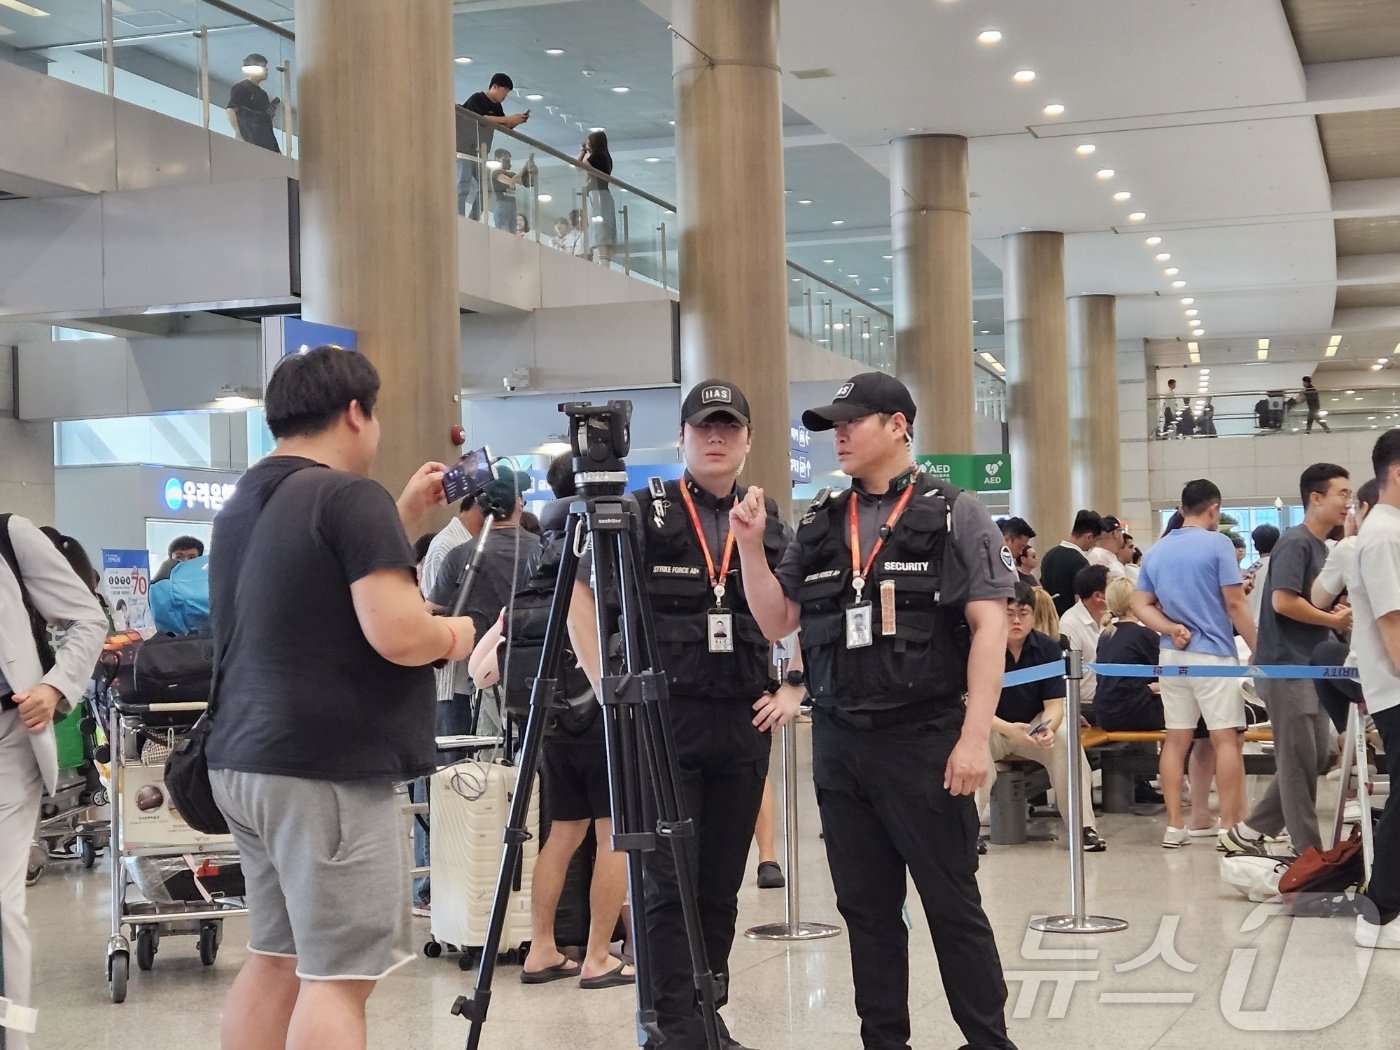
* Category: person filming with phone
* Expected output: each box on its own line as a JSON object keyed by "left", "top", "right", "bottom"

{"left": 974, "top": 581, "right": 1106, "bottom": 852}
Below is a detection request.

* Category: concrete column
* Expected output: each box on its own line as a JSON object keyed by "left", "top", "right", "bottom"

{"left": 1003, "top": 231, "right": 1070, "bottom": 538}
{"left": 1068, "top": 295, "right": 1120, "bottom": 513}
{"left": 672, "top": 0, "right": 791, "bottom": 515}
{"left": 294, "top": 0, "right": 461, "bottom": 494}
{"left": 891, "top": 134, "right": 973, "bottom": 456}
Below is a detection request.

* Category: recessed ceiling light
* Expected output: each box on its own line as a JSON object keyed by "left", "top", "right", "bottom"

{"left": 1164, "top": 267, "right": 1180, "bottom": 276}
{"left": 848, "top": 274, "right": 860, "bottom": 280}
{"left": 883, "top": 254, "right": 893, "bottom": 260}
{"left": 1347, "top": 389, "right": 1357, "bottom": 394}
{"left": 1043, "top": 103, "right": 1065, "bottom": 116}
{"left": 1096, "top": 168, "right": 1115, "bottom": 179}
{"left": 978, "top": 29, "right": 1003, "bottom": 44}
{"left": 831, "top": 219, "right": 845, "bottom": 225}
{"left": 611, "top": 86, "right": 631, "bottom": 94}
{"left": 1114, "top": 191, "right": 1132, "bottom": 202}
{"left": 590, "top": 126, "right": 605, "bottom": 133}
{"left": 1155, "top": 253, "right": 1172, "bottom": 262}
{"left": 1146, "top": 236, "right": 1163, "bottom": 246}
{"left": 797, "top": 198, "right": 813, "bottom": 204}
{"left": 1329, "top": 334, "right": 1343, "bottom": 347}
{"left": 1200, "top": 368, "right": 1211, "bottom": 374}
{"left": 1185, "top": 309, "right": 1199, "bottom": 317}
{"left": 1188, "top": 341, "right": 1199, "bottom": 352}
{"left": 525, "top": 93, "right": 544, "bottom": 101}
{"left": 1173, "top": 280, "right": 1187, "bottom": 288}
{"left": 822, "top": 259, "right": 835, "bottom": 264}
{"left": 669, "top": 120, "right": 676, "bottom": 126}
{"left": 1372, "top": 364, "right": 1384, "bottom": 371}
{"left": 1076, "top": 143, "right": 1096, "bottom": 155}
{"left": 981, "top": 329, "right": 991, "bottom": 334}
{"left": 1258, "top": 338, "right": 1270, "bottom": 351}
{"left": 791, "top": 277, "right": 801, "bottom": 282}
{"left": 1128, "top": 212, "right": 1147, "bottom": 222}
{"left": 1193, "top": 328, "right": 1205, "bottom": 336}
{"left": 1381, "top": 358, "right": 1391, "bottom": 365}
{"left": 545, "top": 48, "right": 566, "bottom": 55}
{"left": 870, "top": 287, "right": 880, "bottom": 292}
{"left": 645, "top": 157, "right": 661, "bottom": 163}
{"left": 1013, "top": 70, "right": 1037, "bottom": 83}
{"left": 1181, "top": 297, "right": 1195, "bottom": 305}
{"left": 538, "top": 194, "right": 553, "bottom": 203}
{"left": 1325, "top": 345, "right": 1339, "bottom": 357}
{"left": 454, "top": 56, "right": 473, "bottom": 65}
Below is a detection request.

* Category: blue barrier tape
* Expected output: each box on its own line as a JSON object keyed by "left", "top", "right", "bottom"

{"left": 1088, "top": 662, "right": 1358, "bottom": 681}
{"left": 1001, "top": 661, "right": 1067, "bottom": 688}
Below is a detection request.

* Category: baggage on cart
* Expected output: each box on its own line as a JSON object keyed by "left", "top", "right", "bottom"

{"left": 425, "top": 760, "right": 539, "bottom": 969}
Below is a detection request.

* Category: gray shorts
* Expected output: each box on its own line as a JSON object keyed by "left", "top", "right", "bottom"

{"left": 210, "top": 768, "right": 414, "bottom": 981}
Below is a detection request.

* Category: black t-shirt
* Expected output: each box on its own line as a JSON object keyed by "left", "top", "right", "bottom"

{"left": 464, "top": 91, "right": 505, "bottom": 156}
{"left": 998, "top": 629, "right": 1066, "bottom": 724}
{"left": 1093, "top": 621, "right": 1160, "bottom": 729}
{"left": 429, "top": 523, "right": 535, "bottom": 641}
{"left": 1040, "top": 544, "right": 1089, "bottom": 616}
{"left": 587, "top": 152, "right": 614, "bottom": 193}
{"left": 226, "top": 79, "right": 279, "bottom": 152}
{"left": 205, "top": 456, "right": 435, "bottom": 781}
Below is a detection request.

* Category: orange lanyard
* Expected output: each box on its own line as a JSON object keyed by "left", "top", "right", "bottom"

{"left": 849, "top": 485, "right": 916, "bottom": 598}
{"left": 677, "top": 481, "right": 737, "bottom": 605}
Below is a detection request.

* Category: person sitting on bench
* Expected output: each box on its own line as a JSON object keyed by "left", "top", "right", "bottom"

{"left": 976, "top": 581, "right": 1106, "bottom": 853}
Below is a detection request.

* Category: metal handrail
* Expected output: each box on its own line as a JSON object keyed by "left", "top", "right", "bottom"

{"left": 1152, "top": 385, "right": 1400, "bottom": 398}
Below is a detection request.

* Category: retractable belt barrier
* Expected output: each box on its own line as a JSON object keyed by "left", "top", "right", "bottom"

{"left": 1003, "top": 661, "right": 1359, "bottom": 685}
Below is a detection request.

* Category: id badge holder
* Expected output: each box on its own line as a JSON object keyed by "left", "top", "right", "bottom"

{"left": 845, "top": 601, "right": 874, "bottom": 649}
{"left": 708, "top": 610, "right": 734, "bottom": 653}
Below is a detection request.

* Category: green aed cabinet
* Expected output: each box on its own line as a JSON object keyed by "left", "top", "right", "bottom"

{"left": 915, "top": 454, "right": 1012, "bottom": 493}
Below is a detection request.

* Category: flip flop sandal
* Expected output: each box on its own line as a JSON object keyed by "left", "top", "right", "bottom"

{"left": 519, "top": 959, "right": 581, "bottom": 984}
{"left": 580, "top": 962, "right": 635, "bottom": 990}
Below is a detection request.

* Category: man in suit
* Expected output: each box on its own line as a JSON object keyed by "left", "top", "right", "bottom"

{"left": 1, "top": 513, "right": 107, "bottom": 1050}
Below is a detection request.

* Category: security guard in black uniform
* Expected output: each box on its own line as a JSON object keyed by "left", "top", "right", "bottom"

{"left": 733, "top": 372, "right": 1019, "bottom": 1050}
{"left": 574, "top": 379, "right": 801, "bottom": 1049}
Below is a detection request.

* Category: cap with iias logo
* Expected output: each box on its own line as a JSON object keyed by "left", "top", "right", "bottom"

{"left": 682, "top": 379, "right": 751, "bottom": 427}
{"left": 802, "top": 372, "right": 917, "bottom": 432}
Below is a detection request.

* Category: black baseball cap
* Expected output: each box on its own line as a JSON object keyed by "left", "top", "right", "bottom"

{"left": 1101, "top": 515, "right": 1123, "bottom": 533}
{"left": 682, "top": 379, "right": 751, "bottom": 427}
{"left": 802, "top": 372, "right": 917, "bottom": 432}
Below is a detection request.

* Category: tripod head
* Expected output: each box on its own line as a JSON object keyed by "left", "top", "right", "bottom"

{"left": 559, "top": 400, "right": 631, "bottom": 498}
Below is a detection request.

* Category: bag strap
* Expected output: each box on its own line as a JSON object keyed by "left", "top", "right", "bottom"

{"left": 207, "top": 462, "right": 321, "bottom": 718}
{"left": 0, "top": 513, "right": 58, "bottom": 674}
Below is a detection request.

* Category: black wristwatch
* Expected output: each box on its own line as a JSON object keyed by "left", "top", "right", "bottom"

{"left": 784, "top": 669, "right": 805, "bottom": 688}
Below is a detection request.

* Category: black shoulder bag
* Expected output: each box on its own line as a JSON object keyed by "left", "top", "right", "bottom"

{"left": 164, "top": 464, "right": 316, "bottom": 834}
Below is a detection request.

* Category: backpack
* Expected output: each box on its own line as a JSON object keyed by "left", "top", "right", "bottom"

{"left": 1278, "top": 828, "right": 1364, "bottom": 911}
{"left": 149, "top": 556, "right": 212, "bottom": 635}
{"left": 501, "top": 583, "right": 598, "bottom": 736}
{"left": 0, "top": 513, "right": 58, "bottom": 672}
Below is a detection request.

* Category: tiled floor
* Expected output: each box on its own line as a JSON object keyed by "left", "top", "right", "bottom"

{"left": 25, "top": 728, "right": 1400, "bottom": 1048}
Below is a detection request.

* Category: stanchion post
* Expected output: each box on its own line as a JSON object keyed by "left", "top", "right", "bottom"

{"left": 1030, "top": 649, "right": 1128, "bottom": 936}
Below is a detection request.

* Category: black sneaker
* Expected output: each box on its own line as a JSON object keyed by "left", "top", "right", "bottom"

{"left": 976, "top": 835, "right": 989, "bottom": 855}
{"left": 756, "top": 861, "right": 785, "bottom": 889}
{"left": 1083, "top": 828, "right": 1107, "bottom": 852}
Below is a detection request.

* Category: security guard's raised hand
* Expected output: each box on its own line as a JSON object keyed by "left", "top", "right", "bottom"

{"left": 943, "top": 735, "right": 989, "bottom": 796}
{"left": 728, "top": 485, "right": 767, "bottom": 549}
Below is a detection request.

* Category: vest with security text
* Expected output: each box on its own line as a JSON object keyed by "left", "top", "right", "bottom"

{"left": 635, "top": 479, "right": 785, "bottom": 701}
{"left": 795, "top": 472, "right": 970, "bottom": 711}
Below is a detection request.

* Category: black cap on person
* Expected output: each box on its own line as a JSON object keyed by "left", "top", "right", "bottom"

{"left": 682, "top": 379, "right": 751, "bottom": 427}
{"left": 802, "top": 372, "right": 917, "bottom": 432}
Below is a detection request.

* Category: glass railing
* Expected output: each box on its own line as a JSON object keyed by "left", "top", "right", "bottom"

{"left": 786, "top": 261, "right": 895, "bottom": 370}
{"left": 2, "top": 0, "right": 296, "bottom": 156}
{"left": 1149, "top": 386, "right": 1400, "bottom": 439}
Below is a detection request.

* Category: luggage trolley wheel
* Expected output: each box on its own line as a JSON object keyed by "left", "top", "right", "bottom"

{"left": 78, "top": 835, "right": 98, "bottom": 870}
{"left": 108, "top": 950, "right": 130, "bottom": 1004}
{"left": 457, "top": 947, "right": 483, "bottom": 972}
{"left": 423, "top": 939, "right": 443, "bottom": 959}
{"left": 135, "top": 926, "right": 159, "bottom": 971}
{"left": 198, "top": 921, "right": 221, "bottom": 966}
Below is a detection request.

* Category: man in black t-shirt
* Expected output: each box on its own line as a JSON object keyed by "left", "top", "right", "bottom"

{"left": 1039, "top": 509, "right": 1103, "bottom": 616}
{"left": 459, "top": 72, "right": 528, "bottom": 218}
{"left": 205, "top": 346, "right": 475, "bottom": 1047}
{"left": 225, "top": 53, "right": 280, "bottom": 152}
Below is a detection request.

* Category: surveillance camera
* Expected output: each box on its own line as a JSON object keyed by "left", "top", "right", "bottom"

{"left": 503, "top": 376, "right": 517, "bottom": 393}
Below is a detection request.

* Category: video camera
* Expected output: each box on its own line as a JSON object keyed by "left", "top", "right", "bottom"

{"left": 559, "top": 400, "right": 631, "bottom": 498}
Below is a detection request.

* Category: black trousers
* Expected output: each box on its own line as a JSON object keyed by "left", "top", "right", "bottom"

{"left": 1364, "top": 705, "right": 1400, "bottom": 920}
{"left": 813, "top": 710, "right": 1017, "bottom": 1050}
{"left": 643, "top": 697, "right": 769, "bottom": 1048}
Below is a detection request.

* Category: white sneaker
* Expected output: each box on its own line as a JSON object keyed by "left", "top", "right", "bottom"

{"left": 1344, "top": 800, "right": 1364, "bottom": 824}
{"left": 1355, "top": 914, "right": 1400, "bottom": 950}
{"left": 1162, "top": 826, "right": 1191, "bottom": 849}
{"left": 1188, "top": 820, "right": 1221, "bottom": 838}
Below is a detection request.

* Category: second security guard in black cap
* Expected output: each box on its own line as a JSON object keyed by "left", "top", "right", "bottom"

{"left": 733, "top": 371, "right": 1020, "bottom": 1050}
{"left": 629, "top": 379, "right": 802, "bottom": 1050}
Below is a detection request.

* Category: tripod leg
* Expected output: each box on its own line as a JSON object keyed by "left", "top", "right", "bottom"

{"left": 455, "top": 512, "right": 584, "bottom": 1050}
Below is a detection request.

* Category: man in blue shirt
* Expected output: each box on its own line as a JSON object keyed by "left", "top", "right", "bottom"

{"left": 1132, "top": 479, "right": 1258, "bottom": 848}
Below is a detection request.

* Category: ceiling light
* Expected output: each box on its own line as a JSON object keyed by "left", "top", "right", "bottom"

{"left": 1185, "top": 309, "right": 1199, "bottom": 317}
{"left": 797, "top": 198, "right": 813, "bottom": 204}
{"left": 863, "top": 332, "right": 872, "bottom": 339}
{"left": 981, "top": 329, "right": 991, "bottom": 335}
{"left": 848, "top": 274, "right": 860, "bottom": 280}
{"left": 1114, "top": 191, "right": 1132, "bottom": 202}
{"left": 1013, "top": 70, "right": 1036, "bottom": 83}
{"left": 1181, "top": 297, "right": 1195, "bottom": 305}
{"left": 1076, "top": 143, "right": 1096, "bottom": 155}
{"left": 1146, "top": 236, "right": 1163, "bottom": 246}
{"left": 611, "top": 86, "right": 631, "bottom": 94}
{"left": 1043, "top": 103, "right": 1065, "bottom": 116}
{"left": 1164, "top": 267, "right": 1180, "bottom": 276}
{"left": 1257, "top": 348, "right": 1268, "bottom": 361}
{"left": 645, "top": 157, "right": 661, "bottom": 163}
{"left": 883, "top": 254, "right": 893, "bottom": 260}
{"left": 1381, "top": 358, "right": 1391, "bottom": 365}
{"left": 1173, "top": 280, "right": 1187, "bottom": 289}
{"left": 869, "top": 287, "right": 880, "bottom": 293}
{"left": 831, "top": 219, "right": 845, "bottom": 225}
{"left": 791, "top": 277, "right": 801, "bottom": 282}
{"left": 977, "top": 29, "right": 1003, "bottom": 44}
{"left": 1096, "top": 168, "right": 1115, "bottom": 179}
{"left": 581, "top": 70, "right": 595, "bottom": 77}
{"left": 833, "top": 323, "right": 845, "bottom": 331}
{"left": 1193, "top": 328, "right": 1206, "bottom": 336}
{"left": 669, "top": 120, "right": 676, "bottom": 126}
{"left": 537, "top": 194, "right": 553, "bottom": 203}
{"left": 1128, "top": 212, "right": 1147, "bottom": 222}
{"left": 1155, "top": 253, "right": 1172, "bottom": 262}
{"left": 1372, "top": 364, "right": 1385, "bottom": 371}
{"left": 1347, "top": 389, "right": 1357, "bottom": 394}
{"left": 822, "top": 258, "right": 835, "bottom": 264}
{"left": 1332, "top": 397, "right": 1341, "bottom": 402}
{"left": 525, "top": 93, "right": 544, "bottom": 101}
{"left": 1188, "top": 341, "right": 1199, "bottom": 353}
{"left": 1329, "top": 334, "right": 1344, "bottom": 347}
{"left": 1200, "top": 368, "right": 1211, "bottom": 374}
{"left": 1358, "top": 396, "right": 1366, "bottom": 401}
{"left": 1258, "top": 338, "right": 1270, "bottom": 351}
{"left": 545, "top": 48, "right": 566, "bottom": 55}
{"left": 980, "top": 352, "right": 999, "bottom": 363}
{"left": 485, "top": 159, "right": 502, "bottom": 170}
{"left": 589, "top": 126, "right": 605, "bottom": 133}
{"left": 1325, "top": 345, "right": 1338, "bottom": 357}
{"left": 453, "top": 56, "right": 473, "bottom": 65}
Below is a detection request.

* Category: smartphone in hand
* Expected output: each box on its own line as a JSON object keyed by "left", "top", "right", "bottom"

{"left": 441, "top": 445, "right": 496, "bottom": 505}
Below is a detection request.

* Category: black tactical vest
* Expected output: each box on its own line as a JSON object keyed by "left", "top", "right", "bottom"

{"left": 635, "top": 479, "right": 786, "bottom": 701}
{"left": 795, "top": 473, "right": 970, "bottom": 711}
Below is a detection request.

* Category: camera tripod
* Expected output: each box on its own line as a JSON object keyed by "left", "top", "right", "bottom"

{"left": 454, "top": 402, "right": 722, "bottom": 1050}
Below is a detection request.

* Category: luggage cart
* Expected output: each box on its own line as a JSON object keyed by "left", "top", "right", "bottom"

{"left": 105, "top": 699, "right": 247, "bottom": 1004}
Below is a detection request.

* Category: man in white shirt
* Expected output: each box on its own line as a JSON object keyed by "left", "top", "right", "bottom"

{"left": 1351, "top": 432, "right": 1400, "bottom": 949}
{"left": 1084, "top": 515, "right": 1128, "bottom": 581}
{"left": 2, "top": 513, "right": 108, "bottom": 1049}
{"left": 1061, "top": 563, "right": 1110, "bottom": 710}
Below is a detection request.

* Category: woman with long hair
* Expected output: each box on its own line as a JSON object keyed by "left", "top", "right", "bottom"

{"left": 578, "top": 130, "right": 616, "bottom": 265}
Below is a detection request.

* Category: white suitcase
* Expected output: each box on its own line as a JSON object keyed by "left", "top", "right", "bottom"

{"left": 429, "top": 761, "right": 539, "bottom": 958}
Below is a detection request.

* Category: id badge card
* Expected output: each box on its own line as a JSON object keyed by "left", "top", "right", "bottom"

{"left": 845, "top": 601, "right": 874, "bottom": 649}
{"left": 708, "top": 610, "right": 734, "bottom": 653}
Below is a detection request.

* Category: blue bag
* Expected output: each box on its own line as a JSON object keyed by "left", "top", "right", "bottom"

{"left": 149, "top": 555, "right": 212, "bottom": 635}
